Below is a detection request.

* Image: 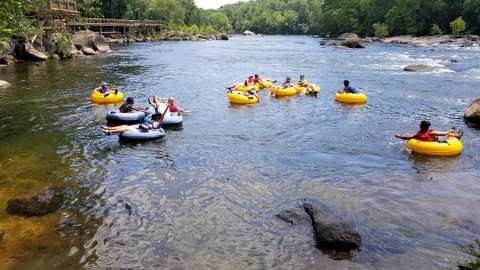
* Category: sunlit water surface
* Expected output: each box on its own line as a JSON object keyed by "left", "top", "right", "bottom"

{"left": 0, "top": 36, "right": 480, "bottom": 269}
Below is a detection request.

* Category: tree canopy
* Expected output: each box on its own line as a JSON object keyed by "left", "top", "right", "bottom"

{"left": 219, "top": 0, "right": 480, "bottom": 36}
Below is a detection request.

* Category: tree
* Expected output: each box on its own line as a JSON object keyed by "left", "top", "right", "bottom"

{"left": 373, "top": 23, "right": 389, "bottom": 37}
{"left": 450, "top": 16, "right": 466, "bottom": 37}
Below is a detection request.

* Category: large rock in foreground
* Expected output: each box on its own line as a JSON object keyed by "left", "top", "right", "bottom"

{"left": 6, "top": 188, "right": 64, "bottom": 217}
{"left": 464, "top": 99, "right": 480, "bottom": 125}
{"left": 404, "top": 64, "right": 434, "bottom": 72}
{"left": 72, "top": 30, "right": 111, "bottom": 52}
{"left": 303, "top": 203, "right": 362, "bottom": 252}
{"left": 277, "top": 201, "right": 362, "bottom": 257}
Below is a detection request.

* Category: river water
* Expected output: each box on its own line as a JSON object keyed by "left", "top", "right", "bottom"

{"left": 0, "top": 36, "right": 479, "bottom": 269}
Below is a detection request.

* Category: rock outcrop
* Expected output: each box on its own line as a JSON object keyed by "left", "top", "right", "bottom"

{"left": 319, "top": 33, "right": 365, "bottom": 49}
{"left": 243, "top": 30, "right": 256, "bottom": 36}
{"left": 0, "top": 80, "right": 11, "bottom": 89}
{"left": 277, "top": 201, "right": 362, "bottom": 258}
{"left": 72, "top": 30, "right": 111, "bottom": 53}
{"left": 17, "top": 43, "right": 48, "bottom": 61}
{"left": 6, "top": 188, "right": 64, "bottom": 217}
{"left": 404, "top": 64, "right": 434, "bottom": 72}
{"left": 464, "top": 99, "right": 480, "bottom": 125}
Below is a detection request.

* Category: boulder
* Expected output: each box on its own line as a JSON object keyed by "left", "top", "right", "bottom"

{"left": 340, "top": 38, "right": 365, "bottom": 48}
{"left": 6, "top": 188, "right": 64, "bottom": 217}
{"left": 464, "top": 99, "right": 480, "bottom": 125}
{"left": 338, "top": 33, "right": 359, "bottom": 40}
{"left": 243, "top": 30, "right": 256, "bottom": 36}
{"left": 404, "top": 64, "right": 434, "bottom": 72}
{"left": 0, "top": 55, "right": 15, "bottom": 65}
{"left": 0, "top": 41, "right": 13, "bottom": 62}
{"left": 18, "top": 43, "right": 48, "bottom": 61}
{"left": 72, "top": 30, "right": 111, "bottom": 52}
{"left": 218, "top": 33, "right": 229, "bottom": 40}
{"left": 303, "top": 203, "right": 361, "bottom": 252}
{"left": 278, "top": 201, "right": 362, "bottom": 255}
{"left": 81, "top": 47, "right": 97, "bottom": 55}
{"left": 0, "top": 80, "right": 10, "bottom": 89}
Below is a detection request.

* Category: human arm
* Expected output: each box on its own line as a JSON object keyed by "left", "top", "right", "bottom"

{"left": 395, "top": 133, "right": 415, "bottom": 140}
{"left": 430, "top": 130, "right": 454, "bottom": 136}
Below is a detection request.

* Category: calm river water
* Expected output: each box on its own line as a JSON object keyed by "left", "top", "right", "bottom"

{"left": 0, "top": 36, "right": 480, "bottom": 269}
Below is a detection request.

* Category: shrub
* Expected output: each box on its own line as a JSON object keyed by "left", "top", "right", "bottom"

{"left": 450, "top": 17, "right": 466, "bottom": 37}
{"left": 373, "top": 23, "right": 389, "bottom": 38}
{"left": 430, "top": 24, "right": 443, "bottom": 35}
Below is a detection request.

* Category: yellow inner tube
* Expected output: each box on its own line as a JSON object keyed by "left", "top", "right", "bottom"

{"left": 271, "top": 87, "right": 298, "bottom": 97}
{"left": 228, "top": 91, "right": 259, "bottom": 104}
{"left": 335, "top": 92, "right": 367, "bottom": 104}
{"left": 91, "top": 88, "right": 125, "bottom": 103}
{"left": 294, "top": 84, "right": 320, "bottom": 94}
{"left": 235, "top": 85, "right": 256, "bottom": 92}
{"left": 255, "top": 80, "right": 273, "bottom": 89}
{"left": 406, "top": 137, "right": 463, "bottom": 156}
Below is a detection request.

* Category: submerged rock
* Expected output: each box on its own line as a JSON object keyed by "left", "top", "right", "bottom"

{"left": 276, "top": 207, "right": 311, "bottom": 225}
{"left": 277, "top": 201, "right": 362, "bottom": 257}
{"left": 464, "top": 99, "right": 480, "bottom": 125}
{"left": 0, "top": 80, "right": 11, "bottom": 89}
{"left": 303, "top": 203, "right": 362, "bottom": 252}
{"left": 6, "top": 188, "right": 64, "bottom": 217}
{"left": 404, "top": 64, "right": 434, "bottom": 72}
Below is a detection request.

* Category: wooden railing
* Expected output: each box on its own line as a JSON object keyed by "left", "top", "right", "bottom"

{"left": 69, "top": 18, "right": 164, "bottom": 27}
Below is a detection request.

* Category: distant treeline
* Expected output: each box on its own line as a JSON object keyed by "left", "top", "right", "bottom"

{"left": 219, "top": 0, "right": 480, "bottom": 36}
{"left": 1, "top": 0, "right": 479, "bottom": 41}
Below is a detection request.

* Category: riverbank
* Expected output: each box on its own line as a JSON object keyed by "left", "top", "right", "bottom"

{"left": 0, "top": 30, "right": 230, "bottom": 67}
{"left": 320, "top": 33, "right": 480, "bottom": 49}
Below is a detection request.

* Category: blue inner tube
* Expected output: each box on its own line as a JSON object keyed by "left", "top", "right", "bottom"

{"left": 119, "top": 125, "right": 166, "bottom": 141}
{"left": 106, "top": 110, "right": 149, "bottom": 123}
{"left": 144, "top": 112, "right": 183, "bottom": 127}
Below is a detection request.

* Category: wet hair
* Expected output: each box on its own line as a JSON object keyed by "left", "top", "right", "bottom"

{"left": 168, "top": 97, "right": 174, "bottom": 103}
{"left": 254, "top": 74, "right": 259, "bottom": 78}
{"left": 152, "top": 113, "right": 163, "bottom": 121}
{"left": 126, "top": 97, "right": 134, "bottom": 104}
{"left": 420, "top": 120, "right": 431, "bottom": 132}
{"left": 286, "top": 77, "right": 291, "bottom": 82}
{"left": 244, "top": 80, "right": 249, "bottom": 86}
{"left": 300, "top": 75, "right": 305, "bottom": 79}
{"left": 344, "top": 80, "right": 350, "bottom": 86}
{"left": 101, "top": 82, "right": 107, "bottom": 86}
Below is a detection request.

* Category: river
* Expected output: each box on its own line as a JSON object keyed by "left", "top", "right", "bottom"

{"left": 0, "top": 35, "right": 479, "bottom": 269}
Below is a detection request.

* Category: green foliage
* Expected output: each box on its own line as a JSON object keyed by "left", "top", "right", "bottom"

{"left": 460, "top": 239, "right": 480, "bottom": 270}
{"left": 450, "top": 16, "right": 467, "bottom": 37}
{"left": 219, "top": 0, "right": 480, "bottom": 35}
{"left": 373, "top": 23, "right": 389, "bottom": 38}
{"left": 54, "top": 32, "right": 73, "bottom": 58}
{"left": 430, "top": 24, "right": 443, "bottom": 35}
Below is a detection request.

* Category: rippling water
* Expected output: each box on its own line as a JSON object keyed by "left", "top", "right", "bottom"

{"left": 1, "top": 36, "right": 480, "bottom": 269}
